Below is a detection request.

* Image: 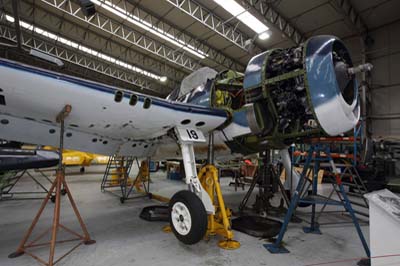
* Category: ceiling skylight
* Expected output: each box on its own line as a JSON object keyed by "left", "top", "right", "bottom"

{"left": 213, "top": 0, "right": 270, "bottom": 40}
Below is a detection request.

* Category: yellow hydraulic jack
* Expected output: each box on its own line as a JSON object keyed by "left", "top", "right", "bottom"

{"left": 135, "top": 161, "right": 170, "bottom": 203}
{"left": 133, "top": 160, "right": 150, "bottom": 190}
{"left": 198, "top": 165, "right": 240, "bottom": 250}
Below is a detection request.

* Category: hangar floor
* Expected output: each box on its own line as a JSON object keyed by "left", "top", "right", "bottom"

{"left": 0, "top": 165, "right": 369, "bottom": 266}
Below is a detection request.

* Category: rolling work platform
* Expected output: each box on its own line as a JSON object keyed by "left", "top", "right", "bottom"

{"left": 264, "top": 143, "right": 370, "bottom": 259}
{"left": 100, "top": 155, "right": 151, "bottom": 203}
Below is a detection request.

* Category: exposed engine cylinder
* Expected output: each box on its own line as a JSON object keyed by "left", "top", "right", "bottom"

{"left": 243, "top": 35, "right": 360, "bottom": 146}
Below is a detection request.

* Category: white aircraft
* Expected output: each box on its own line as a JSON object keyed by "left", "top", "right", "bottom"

{"left": 0, "top": 35, "right": 369, "bottom": 244}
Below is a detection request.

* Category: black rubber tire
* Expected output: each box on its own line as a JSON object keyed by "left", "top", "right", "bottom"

{"left": 169, "top": 190, "right": 207, "bottom": 245}
{"left": 50, "top": 195, "right": 56, "bottom": 203}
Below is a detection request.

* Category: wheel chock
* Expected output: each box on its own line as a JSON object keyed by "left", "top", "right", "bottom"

{"left": 162, "top": 225, "right": 172, "bottom": 233}
{"left": 218, "top": 239, "right": 241, "bottom": 250}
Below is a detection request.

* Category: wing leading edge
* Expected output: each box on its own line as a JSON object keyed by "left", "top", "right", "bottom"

{"left": 0, "top": 59, "right": 228, "bottom": 156}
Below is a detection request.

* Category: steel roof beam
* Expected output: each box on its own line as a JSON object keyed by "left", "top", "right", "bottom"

{"left": 93, "top": 0, "right": 245, "bottom": 72}
{"left": 243, "top": 0, "right": 305, "bottom": 45}
{"left": 42, "top": 0, "right": 201, "bottom": 73}
{"left": 329, "top": 0, "right": 369, "bottom": 35}
{"left": 0, "top": 21, "right": 167, "bottom": 95}
{"left": 165, "top": 0, "right": 251, "bottom": 51}
{"left": 11, "top": 0, "right": 22, "bottom": 49}
{"left": 5, "top": 0, "right": 182, "bottom": 91}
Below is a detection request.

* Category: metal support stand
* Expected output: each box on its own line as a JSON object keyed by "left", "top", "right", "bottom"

{"left": 228, "top": 168, "right": 246, "bottom": 191}
{"left": 264, "top": 144, "right": 370, "bottom": 258}
{"left": 239, "top": 150, "right": 290, "bottom": 216}
{"left": 0, "top": 169, "right": 54, "bottom": 201}
{"left": 9, "top": 105, "right": 95, "bottom": 266}
{"left": 122, "top": 158, "right": 151, "bottom": 202}
{"left": 201, "top": 132, "right": 239, "bottom": 249}
{"left": 199, "top": 165, "right": 240, "bottom": 249}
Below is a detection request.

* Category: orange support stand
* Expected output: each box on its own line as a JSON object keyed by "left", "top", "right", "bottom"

{"left": 8, "top": 105, "right": 95, "bottom": 265}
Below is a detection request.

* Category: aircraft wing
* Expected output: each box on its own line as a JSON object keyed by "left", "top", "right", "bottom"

{"left": 0, "top": 148, "right": 59, "bottom": 171}
{"left": 0, "top": 59, "right": 228, "bottom": 156}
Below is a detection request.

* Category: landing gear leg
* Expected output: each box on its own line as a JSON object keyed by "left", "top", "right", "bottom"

{"left": 169, "top": 128, "right": 239, "bottom": 249}
{"left": 168, "top": 128, "right": 213, "bottom": 244}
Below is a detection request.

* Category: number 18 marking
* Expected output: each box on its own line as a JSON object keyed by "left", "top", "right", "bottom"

{"left": 186, "top": 129, "right": 199, "bottom": 140}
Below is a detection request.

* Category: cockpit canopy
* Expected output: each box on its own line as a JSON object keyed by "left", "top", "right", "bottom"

{"left": 166, "top": 67, "right": 217, "bottom": 105}
{"left": 167, "top": 67, "right": 246, "bottom": 111}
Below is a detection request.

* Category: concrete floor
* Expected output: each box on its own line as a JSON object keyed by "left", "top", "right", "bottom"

{"left": 0, "top": 165, "right": 370, "bottom": 266}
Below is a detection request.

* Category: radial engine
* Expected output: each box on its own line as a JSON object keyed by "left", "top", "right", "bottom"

{"left": 243, "top": 35, "right": 371, "bottom": 147}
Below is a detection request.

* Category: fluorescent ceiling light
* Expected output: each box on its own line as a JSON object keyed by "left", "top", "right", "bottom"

{"left": 30, "top": 49, "right": 64, "bottom": 66}
{"left": 258, "top": 32, "right": 270, "bottom": 40}
{"left": 90, "top": 0, "right": 208, "bottom": 59}
{"left": 160, "top": 76, "right": 168, "bottom": 83}
{"left": 213, "top": 0, "right": 270, "bottom": 40}
{"left": 5, "top": 14, "right": 163, "bottom": 81}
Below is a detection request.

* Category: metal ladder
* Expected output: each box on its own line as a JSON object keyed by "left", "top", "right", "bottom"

{"left": 100, "top": 155, "right": 134, "bottom": 196}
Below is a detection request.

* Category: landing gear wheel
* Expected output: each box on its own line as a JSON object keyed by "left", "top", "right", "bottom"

{"left": 50, "top": 195, "right": 56, "bottom": 203}
{"left": 80, "top": 167, "right": 85, "bottom": 173}
{"left": 169, "top": 190, "right": 207, "bottom": 245}
{"left": 120, "top": 197, "right": 125, "bottom": 204}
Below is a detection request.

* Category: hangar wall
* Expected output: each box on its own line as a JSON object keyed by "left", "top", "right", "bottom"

{"left": 366, "top": 20, "right": 400, "bottom": 138}
{"left": 343, "top": 20, "right": 400, "bottom": 139}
